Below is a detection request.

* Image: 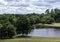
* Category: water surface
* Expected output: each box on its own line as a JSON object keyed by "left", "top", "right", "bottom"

{"left": 28, "top": 28, "right": 60, "bottom": 37}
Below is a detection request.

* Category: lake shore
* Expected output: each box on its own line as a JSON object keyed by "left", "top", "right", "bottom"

{"left": 0, "top": 36, "right": 60, "bottom": 42}
{"left": 33, "top": 23, "right": 60, "bottom": 28}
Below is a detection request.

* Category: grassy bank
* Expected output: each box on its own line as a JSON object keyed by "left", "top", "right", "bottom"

{"left": 0, "top": 37, "right": 60, "bottom": 42}
{"left": 34, "top": 23, "right": 60, "bottom": 28}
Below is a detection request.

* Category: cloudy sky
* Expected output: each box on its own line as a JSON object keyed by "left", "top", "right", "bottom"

{"left": 0, "top": 0, "right": 60, "bottom": 14}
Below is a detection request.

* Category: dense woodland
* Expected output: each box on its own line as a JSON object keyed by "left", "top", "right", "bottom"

{"left": 0, "top": 8, "right": 60, "bottom": 38}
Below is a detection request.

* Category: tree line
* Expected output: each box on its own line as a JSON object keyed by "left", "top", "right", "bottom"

{"left": 0, "top": 8, "right": 60, "bottom": 38}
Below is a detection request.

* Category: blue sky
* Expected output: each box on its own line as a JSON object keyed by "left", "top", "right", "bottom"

{"left": 0, "top": 0, "right": 60, "bottom": 14}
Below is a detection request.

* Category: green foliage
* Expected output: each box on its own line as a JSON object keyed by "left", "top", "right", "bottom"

{"left": 0, "top": 24, "right": 16, "bottom": 38}
{"left": 16, "top": 16, "right": 33, "bottom": 36}
{"left": 40, "top": 15, "right": 54, "bottom": 24}
{"left": 0, "top": 8, "right": 60, "bottom": 38}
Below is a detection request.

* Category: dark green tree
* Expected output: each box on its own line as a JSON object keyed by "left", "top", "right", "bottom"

{"left": 16, "top": 16, "right": 33, "bottom": 36}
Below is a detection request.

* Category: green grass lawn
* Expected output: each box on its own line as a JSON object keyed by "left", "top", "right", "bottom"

{"left": 34, "top": 23, "right": 60, "bottom": 28}
{"left": 0, "top": 37, "right": 60, "bottom": 42}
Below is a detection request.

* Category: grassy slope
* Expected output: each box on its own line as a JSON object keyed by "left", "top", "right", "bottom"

{"left": 34, "top": 23, "right": 60, "bottom": 28}
{"left": 0, "top": 37, "right": 60, "bottom": 42}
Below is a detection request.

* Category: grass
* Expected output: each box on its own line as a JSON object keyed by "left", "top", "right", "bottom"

{"left": 34, "top": 23, "right": 60, "bottom": 28}
{"left": 0, "top": 37, "right": 60, "bottom": 42}
{"left": 0, "top": 23, "right": 60, "bottom": 42}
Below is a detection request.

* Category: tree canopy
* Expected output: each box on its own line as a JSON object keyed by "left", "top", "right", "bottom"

{"left": 0, "top": 8, "right": 60, "bottom": 38}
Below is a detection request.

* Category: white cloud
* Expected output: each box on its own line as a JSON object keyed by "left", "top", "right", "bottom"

{"left": 52, "top": 2, "right": 60, "bottom": 9}
{"left": 0, "top": 0, "right": 60, "bottom": 14}
{"left": 0, "top": 0, "right": 8, "bottom": 5}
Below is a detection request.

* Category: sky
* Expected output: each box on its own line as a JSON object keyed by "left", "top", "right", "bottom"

{"left": 0, "top": 0, "right": 60, "bottom": 14}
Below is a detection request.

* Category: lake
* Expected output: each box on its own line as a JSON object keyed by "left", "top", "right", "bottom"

{"left": 28, "top": 28, "right": 60, "bottom": 37}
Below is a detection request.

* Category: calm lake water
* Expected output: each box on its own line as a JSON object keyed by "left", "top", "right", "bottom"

{"left": 28, "top": 28, "right": 60, "bottom": 37}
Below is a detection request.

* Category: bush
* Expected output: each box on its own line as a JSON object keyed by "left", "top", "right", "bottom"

{"left": 0, "top": 25, "right": 16, "bottom": 39}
